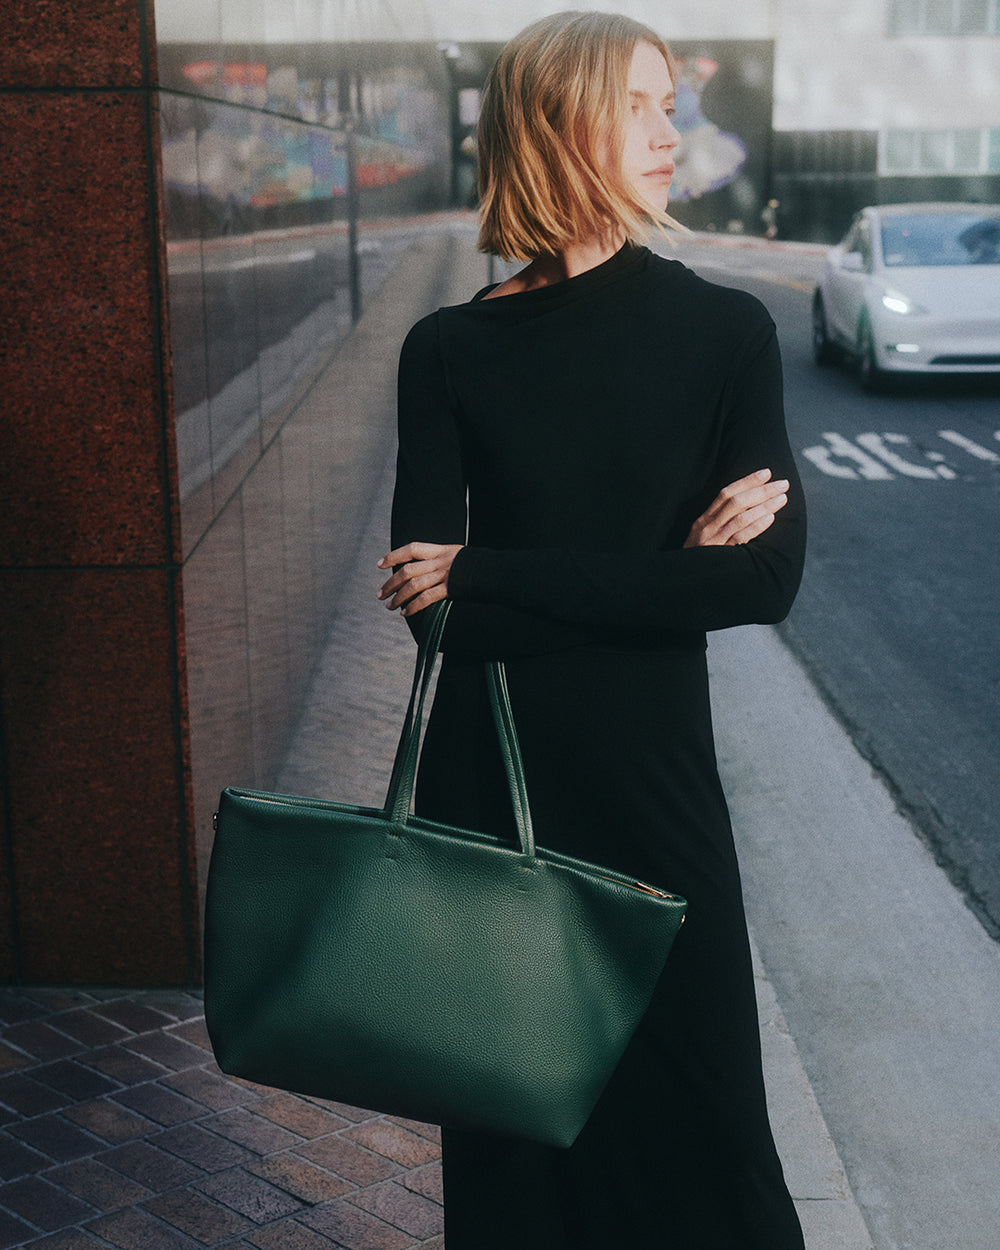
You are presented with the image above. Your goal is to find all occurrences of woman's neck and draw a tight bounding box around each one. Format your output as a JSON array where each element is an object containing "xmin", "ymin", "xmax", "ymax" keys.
[
  {"xmin": 485, "ymin": 228, "xmax": 627, "ymax": 298},
  {"xmin": 527, "ymin": 229, "xmax": 627, "ymax": 285}
]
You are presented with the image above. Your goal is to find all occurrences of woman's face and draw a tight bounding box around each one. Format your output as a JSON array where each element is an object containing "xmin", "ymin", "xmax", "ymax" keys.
[{"xmin": 617, "ymin": 41, "xmax": 680, "ymax": 211}]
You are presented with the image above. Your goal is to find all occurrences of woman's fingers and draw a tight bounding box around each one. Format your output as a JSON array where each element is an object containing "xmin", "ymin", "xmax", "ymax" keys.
[
  {"xmin": 718, "ymin": 491, "xmax": 787, "ymax": 545},
  {"xmin": 397, "ymin": 584, "xmax": 449, "ymax": 616},
  {"xmin": 726, "ymin": 506, "xmax": 778, "ymax": 546},
  {"xmin": 377, "ymin": 541, "xmax": 448, "ymax": 569},
  {"xmin": 379, "ymin": 560, "xmax": 446, "ymax": 610},
  {"xmin": 377, "ymin": 558, "xmax": 444, "ymax": 607},
  {"xmin": 706, "ymin": 478, "xmax": 788, "ymax": 526},
  {"xmin": 376, "ymin": 542, "xmax": 463, "ymax": 614},
  {"xmin": 684, "ymin": 470, "xmax": 790, "ymax": 548}
]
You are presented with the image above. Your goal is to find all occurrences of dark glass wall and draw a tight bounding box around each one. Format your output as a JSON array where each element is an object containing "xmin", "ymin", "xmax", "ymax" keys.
[
  {"xmin": 773, "ymin": 130, "xmax": 1000, "ymax": 243},
  {"xmin": 773, "ymin": 131, "xmax": 881, "ymax": 244},
  {"xmin": 154, "ymin": 17, "xmax": 451, "ymax": 911}
]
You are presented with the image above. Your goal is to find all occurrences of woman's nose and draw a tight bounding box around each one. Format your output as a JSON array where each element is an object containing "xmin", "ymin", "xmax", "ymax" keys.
[{"xmin": 652, "ymin": 115, "xmax": 680, "ymax": 150}]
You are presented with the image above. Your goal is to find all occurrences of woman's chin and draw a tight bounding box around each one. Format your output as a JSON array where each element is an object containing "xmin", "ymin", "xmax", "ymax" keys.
[{"xmin": 639, "ymin": 190, "xmax": 672, "ymax": 216}]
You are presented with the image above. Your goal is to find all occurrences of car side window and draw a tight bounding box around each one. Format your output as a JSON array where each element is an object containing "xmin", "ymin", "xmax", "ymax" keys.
[
  {"xmin": 854, "ymin": 219, "xmax": 873, "ymax": 271},
  {"xmin": 843, "ymin": 219, "xmax": 862, "ymax": 252},
  {"xmin": 842, "ymin": 217, "xmax": 872, "ymax": 272}
]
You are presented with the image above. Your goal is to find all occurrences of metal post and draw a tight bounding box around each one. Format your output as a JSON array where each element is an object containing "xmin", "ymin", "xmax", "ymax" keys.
[{"xmin": 346, "ymin": 118, "xmax": 362, "ymax": 324}]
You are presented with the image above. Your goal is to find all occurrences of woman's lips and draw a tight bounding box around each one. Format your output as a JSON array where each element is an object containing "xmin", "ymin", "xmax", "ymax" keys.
[{"xmin": 645, "ymin": 165, "xmax": 674, "ymax": 182}]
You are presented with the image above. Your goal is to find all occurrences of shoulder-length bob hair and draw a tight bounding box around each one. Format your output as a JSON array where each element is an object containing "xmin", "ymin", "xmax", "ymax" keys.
[{"xmin": 477, "ymin": 10, "xmax": 681, "ymax": 261}]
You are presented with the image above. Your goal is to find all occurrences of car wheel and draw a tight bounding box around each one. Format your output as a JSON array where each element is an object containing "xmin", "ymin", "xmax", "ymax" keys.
[
  {"xmin": 856, "ymin": 317, "xmax": 883, "ymax": 393},
  {"xmin": 812, "ymin": 292, "xmax": 838, "ymax": 365}
]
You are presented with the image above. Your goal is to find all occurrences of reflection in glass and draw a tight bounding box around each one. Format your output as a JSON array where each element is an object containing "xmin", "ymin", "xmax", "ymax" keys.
[
  {"xmin": 881, "ymin": 211, "xmax": 1000, "ymax": 266},
  {"xmin": 159, "ymin": 40, "xmax": 450, "ymax": 522},
  {"xmin": 155, "ymin": 7, "xmax": 452, "ymax": 862}
]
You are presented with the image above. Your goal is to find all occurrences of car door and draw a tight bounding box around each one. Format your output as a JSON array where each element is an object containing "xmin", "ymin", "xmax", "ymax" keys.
[{"xmin": 825, "ymin": 215, "xmax": 873, "ymax": 348}]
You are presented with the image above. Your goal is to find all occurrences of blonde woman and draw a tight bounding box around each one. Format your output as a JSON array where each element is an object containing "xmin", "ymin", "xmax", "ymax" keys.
[{"xmin": 379, "ymin": 11, "xmax": 806, "ymax": 1248}]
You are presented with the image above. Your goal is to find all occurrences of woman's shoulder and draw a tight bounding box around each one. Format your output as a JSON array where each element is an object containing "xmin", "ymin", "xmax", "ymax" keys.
[
  {"xmin": 401, "ymin": 307, "xmax": 444, "ymax": 355},
  {"xmin": 645, "ymin": 251, "xmax": 775, "ymax": 340},
  {"xmin": 645, "ymin": 250, "xmax": 772, "ymax": 321},
  {"xmin": 402, "ymin": 245, "xmax": 773, "ymax": 355}
]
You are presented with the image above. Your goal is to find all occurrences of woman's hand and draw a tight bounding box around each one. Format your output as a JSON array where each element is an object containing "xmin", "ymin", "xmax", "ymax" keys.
[
  {"xmin": 683, "ymin": 469, "xmax": 789, "ymax": 549},
  {"xmin": 377, "ymin": 542, "xmax": 463, "ymax": 616}
]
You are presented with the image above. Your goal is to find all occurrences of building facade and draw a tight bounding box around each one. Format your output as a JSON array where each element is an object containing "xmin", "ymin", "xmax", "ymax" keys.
[
  {"xmin": 424, "ymin": 0, "xmax": 1000, "ymax": 239},
  {"xmin": 771, "ymin": 0, "xmax": 1000, "ymax": 239}
]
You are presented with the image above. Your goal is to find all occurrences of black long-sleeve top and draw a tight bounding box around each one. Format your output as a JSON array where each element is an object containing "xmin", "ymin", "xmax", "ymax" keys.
[{"xmin": 391, "ymin": 243, "xmax": 805, "ymax": 657}]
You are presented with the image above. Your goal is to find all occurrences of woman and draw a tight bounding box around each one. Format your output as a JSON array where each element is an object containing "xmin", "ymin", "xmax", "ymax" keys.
[{"xmin": 378, "ymin": 11, "xmax": 806, "ymax": 1248}]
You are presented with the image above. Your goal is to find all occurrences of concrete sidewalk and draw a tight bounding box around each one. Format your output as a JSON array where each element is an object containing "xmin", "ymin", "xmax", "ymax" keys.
[{"xmin": 0, "ymin": 227, "xmax": 873, "ymax": 1248}]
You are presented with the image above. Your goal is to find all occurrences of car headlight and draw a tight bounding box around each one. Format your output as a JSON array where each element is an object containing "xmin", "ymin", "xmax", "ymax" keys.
[{"xmin": 881, "ymin": 289, "xmax": 926, "ymax": 316}]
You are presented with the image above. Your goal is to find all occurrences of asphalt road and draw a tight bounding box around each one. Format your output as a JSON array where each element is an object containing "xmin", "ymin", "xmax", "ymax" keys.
[{"xmin": 662, "ymin": 234, "xmax": 1000, "ymax": 940}]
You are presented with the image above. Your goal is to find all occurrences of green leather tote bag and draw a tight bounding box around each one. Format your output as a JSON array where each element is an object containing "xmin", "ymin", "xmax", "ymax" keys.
[{"xmin": 204, "ymin": 601, "xmax": 687, "ymax": 1148}]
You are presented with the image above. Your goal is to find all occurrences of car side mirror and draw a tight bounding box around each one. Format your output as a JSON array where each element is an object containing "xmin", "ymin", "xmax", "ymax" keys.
[{"xmin": 841, "ymin": 251, "xmax": 865, "ymax": 272}]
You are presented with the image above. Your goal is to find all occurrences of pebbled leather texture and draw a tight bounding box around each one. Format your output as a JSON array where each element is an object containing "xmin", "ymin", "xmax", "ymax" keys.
[{"xmin": 204, "ymin": 602, "xmax": 687, "ymax": 1148}]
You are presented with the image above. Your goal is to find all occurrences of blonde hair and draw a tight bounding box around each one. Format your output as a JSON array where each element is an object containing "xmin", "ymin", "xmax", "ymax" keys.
[{"xmin": 477, "ymin": 10, "xmax": 683, "ymax": 261}]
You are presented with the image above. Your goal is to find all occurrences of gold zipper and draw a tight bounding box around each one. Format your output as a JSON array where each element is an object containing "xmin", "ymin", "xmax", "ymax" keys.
[{"xmin": 598, "ymin": 874, "xmax": 678, "ymax": 900}]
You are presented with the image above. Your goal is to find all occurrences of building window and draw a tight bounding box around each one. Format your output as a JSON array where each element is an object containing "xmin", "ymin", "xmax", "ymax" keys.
[
  {"xmin": 888, "ymin": 0, "xmax": 1000, "ymax": 33},
  {"xmin": 952, "ymin": 129, "xmax": 984, "ymax": 169},
  {"xmin": 880, "ymin": 127, "xmax": 999, "ymax": 173}
]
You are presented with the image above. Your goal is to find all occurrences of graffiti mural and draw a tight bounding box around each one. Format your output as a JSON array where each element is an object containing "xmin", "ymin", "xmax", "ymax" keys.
[
  {"xmin": 670, "ymin": 56, "xmax": 748, "ymax": 201},
  {"xmin": 669, "ymin": 41, "xmax": 775, "ymax": 234},
  {"xmin": 157, "ymin": 42, "xmax": 451, "ymax": 236}
]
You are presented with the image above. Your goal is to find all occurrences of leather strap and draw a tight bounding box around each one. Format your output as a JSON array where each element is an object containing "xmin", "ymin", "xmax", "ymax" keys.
[
  {"xmin": 384, "ymin": 601, "xmax": 535, "ymax": 857},
  {"xmin": 385, "ymin": 600, "xmax": 451, "ymax": 820},
  {"xmin": 484, "ymin": 660, "xmax": 535, "ymax": 857}
]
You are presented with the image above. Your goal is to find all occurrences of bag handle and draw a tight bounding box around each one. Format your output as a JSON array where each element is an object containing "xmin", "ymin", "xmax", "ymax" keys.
[
  {"xmin": 384, "ymin": 601, "xmax": 536, "ymax": 858},
  {"xmin": 383, "ymin": 599, "xmax": 451, "ymax": 818}
]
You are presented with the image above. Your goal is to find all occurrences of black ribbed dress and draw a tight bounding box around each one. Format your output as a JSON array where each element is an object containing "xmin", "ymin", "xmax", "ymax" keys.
[{"xmin": 390, "ymin": 242, "xmax": 807, "ymax": 1249}]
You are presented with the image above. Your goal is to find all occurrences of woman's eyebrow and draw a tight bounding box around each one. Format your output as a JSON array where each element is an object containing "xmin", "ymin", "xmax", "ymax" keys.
[{"xmin": 629, "ymin": 88, "xmax": 677, "ymax": 105}]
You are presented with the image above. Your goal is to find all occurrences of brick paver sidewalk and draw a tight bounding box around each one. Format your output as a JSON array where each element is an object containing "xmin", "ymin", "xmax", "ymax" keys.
[{"xmin": 0, "ymin": 986, "xmax": 443, "ymax": 1249}]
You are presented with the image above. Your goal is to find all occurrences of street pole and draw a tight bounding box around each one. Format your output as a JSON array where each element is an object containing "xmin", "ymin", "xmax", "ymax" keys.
[{"xmin": 346, "ymin": 117, "xmax": 362, "ymax": 324}]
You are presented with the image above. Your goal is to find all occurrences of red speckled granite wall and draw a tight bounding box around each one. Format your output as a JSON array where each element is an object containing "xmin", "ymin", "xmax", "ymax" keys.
[{"xmin": 0, "ymin": 0, "xmax": 199, "ymax": 983}]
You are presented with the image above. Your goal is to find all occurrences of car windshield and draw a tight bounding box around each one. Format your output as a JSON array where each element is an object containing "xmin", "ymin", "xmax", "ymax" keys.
[{"xmin": 880, "ymin": 214, "xmax": 1000, "ymax": 267}]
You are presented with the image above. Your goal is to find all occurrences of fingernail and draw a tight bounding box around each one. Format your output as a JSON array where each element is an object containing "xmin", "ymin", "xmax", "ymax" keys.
[{"xmin": 755, "ymin": 468, "xmax": 771, "ymax": 480}]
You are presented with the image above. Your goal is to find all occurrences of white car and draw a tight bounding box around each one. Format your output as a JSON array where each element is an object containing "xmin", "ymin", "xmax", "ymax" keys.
[{"xmin": 812, "ymin": 202, "xmax": 1000, "ymax": 389}]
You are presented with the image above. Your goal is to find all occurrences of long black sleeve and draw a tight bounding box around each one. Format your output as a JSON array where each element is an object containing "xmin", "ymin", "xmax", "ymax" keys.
[
  {"xmin": 392, "ymin": 312, "xmax": 607, "ymax": 656},
  {"xmin": 391, "ymin": 246, "xmax": 805, "ymax": 657},
  {"xmin": 448, "ymin": 321, "xmax": 804, "ymax": 634}
]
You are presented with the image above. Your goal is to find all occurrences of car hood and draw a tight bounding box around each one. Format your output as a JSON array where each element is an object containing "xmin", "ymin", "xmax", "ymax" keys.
[{"xmin": 879, "ymin": 265, "xmax": 1000, "ymax": 315}]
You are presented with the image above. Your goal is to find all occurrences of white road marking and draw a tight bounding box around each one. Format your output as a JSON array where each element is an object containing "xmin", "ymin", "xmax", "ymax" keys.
[
  {"xmin": 938, "ymin": 430, "xmax": 1000, "ymax": 463},
  {"xmin": 801, "ymin": 433, "xmax": 893, "ymax": 480},
  {"xmin": 803, "ymin": 429, "xmax": 999, "ymax": 480}
]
